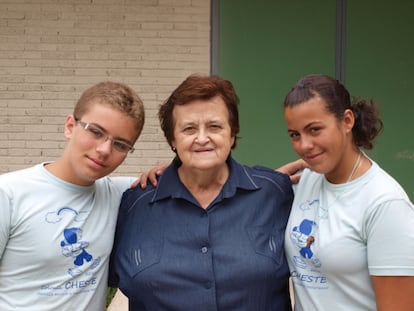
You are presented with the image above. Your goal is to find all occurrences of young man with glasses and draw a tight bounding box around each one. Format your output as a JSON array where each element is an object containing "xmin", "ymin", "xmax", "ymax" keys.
[{"xmin": 0, "ymin": 81, "xmax": 145, "ymax": 310}]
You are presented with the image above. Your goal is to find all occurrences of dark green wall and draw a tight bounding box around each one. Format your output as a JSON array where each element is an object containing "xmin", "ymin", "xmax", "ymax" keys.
[
  {"xmin": 217, "ymin": 0, "xmax": 413, "ymax": 200},
  {"xmin": 345, "ymin": 1, "xmax": 414, "ymax": 200}
]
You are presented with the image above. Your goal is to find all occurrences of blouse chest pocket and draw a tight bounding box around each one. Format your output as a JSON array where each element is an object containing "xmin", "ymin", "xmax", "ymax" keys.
[
  {"xmin": 127, "ymin": 233, "xmax": 164, "ymax": 279},
  {"xmin": 246, "ymin": 225, "xmax": 285, "ymax": 267}
]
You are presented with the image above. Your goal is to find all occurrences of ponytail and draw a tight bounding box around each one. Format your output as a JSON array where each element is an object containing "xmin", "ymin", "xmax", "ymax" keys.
[{"xmin": 351, "ymin": 98, "xmax": 383, "ymax": 150}]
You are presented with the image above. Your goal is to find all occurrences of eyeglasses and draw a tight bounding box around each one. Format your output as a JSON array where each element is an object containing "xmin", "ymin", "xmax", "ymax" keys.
[{"xmin": 75, "ymin": 119, "xmax": 135, "ymax": 154}]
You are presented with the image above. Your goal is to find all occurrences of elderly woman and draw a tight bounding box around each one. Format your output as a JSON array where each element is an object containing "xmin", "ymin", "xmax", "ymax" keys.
[{"xmin": 109, "ymin": 74, "xmax": 294, "ymax": 310}]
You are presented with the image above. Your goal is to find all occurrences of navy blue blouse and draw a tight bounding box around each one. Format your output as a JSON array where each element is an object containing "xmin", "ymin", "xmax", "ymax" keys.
[{"xmin": 109, "ymin": 157, "xmax": 293, "ymax": 311}]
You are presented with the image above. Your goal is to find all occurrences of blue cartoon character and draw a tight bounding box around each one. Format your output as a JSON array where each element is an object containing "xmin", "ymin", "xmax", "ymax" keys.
[
  {"xmin": 60, "ymin": 227, "xmax": 93, "ymax": 275},
  {"xmin": 290, "ymin": 219, "xmax": 321, "ymax": 268}
]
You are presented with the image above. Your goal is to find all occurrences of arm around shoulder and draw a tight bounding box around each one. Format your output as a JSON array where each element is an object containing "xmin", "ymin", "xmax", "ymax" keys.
[{"xmin": 275, "ymin": 158, "xmax": 308, "ymax": 184}]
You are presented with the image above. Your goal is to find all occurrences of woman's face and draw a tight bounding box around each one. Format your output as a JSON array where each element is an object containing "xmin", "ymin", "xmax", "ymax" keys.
[
  {"xmin": 172, "ymin": 96, "xmax": 235, "ymax": 172},
  {"xmin": 284, "ymin": 96, "xmax": 354, "ymax": 181}
]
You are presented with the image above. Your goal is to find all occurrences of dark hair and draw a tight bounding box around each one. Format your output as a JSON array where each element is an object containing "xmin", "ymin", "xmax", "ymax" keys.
[
  {"xmin": 283, "ymin": 74, "xmax": 383, "ymax": 149},
  {"xmin": 159, "ymin": 74, "xmax": 240, "ymax": 149}
]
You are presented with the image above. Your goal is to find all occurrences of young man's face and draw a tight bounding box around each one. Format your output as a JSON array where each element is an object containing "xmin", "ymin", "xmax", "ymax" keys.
[{"xmin": 63, "ymin": 102, "xmax": 139, "ymax": 185}]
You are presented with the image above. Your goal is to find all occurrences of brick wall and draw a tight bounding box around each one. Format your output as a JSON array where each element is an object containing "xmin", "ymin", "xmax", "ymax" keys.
[{"xmin": 0, "ymin": 0, "xmax": 210, "ymax": 176}]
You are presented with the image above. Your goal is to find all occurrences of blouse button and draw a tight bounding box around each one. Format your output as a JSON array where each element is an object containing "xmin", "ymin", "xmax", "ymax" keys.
[{"xmin": 201, "ymin": 246, "xmax": 208, "ymax": 253}]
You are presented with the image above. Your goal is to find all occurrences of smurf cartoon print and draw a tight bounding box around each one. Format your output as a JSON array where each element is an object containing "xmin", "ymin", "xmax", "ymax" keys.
[
  {"xmin": 45, "ymin": 206, "xmax": 101, "ymax": 276},
  {"xmin": 290, "ymin": 218, "xmax": 321, "ymax": 269},
  {"xmin": 60, "ymin": 227, "xmax": 93, "ymax": 276}
]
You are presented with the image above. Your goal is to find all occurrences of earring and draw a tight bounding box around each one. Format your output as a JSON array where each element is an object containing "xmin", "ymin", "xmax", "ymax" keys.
[{"xmin": 171, "ymin": 146, "xmax": 177, "ymax": 152}]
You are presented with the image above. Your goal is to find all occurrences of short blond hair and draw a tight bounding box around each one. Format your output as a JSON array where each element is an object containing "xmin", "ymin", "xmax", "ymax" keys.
[{"xmin": 74, "ymin": 81, "xmax": 145, "ymax": 137}]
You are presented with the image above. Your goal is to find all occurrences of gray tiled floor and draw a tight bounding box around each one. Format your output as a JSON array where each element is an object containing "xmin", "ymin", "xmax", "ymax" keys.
[
  {"xmin": 107, "ymin": 279, "xmax": 295, "ymax": 310},
  {"xmin": 107, "ymin": 290, "xmax": 127, "ymax": 311}
]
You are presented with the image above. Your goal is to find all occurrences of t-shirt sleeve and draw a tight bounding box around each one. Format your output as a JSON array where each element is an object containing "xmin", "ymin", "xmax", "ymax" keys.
[
  {"xmin": 366, "ymin": 198, "xmax": 414, "ymax": 275},
  {"xmin": 0, "ymin": 189, "xmax": 12, "ymax": 259},
  {"xmin": 110, "ymin": 176, "xmax": 137, "ymax": 193}
]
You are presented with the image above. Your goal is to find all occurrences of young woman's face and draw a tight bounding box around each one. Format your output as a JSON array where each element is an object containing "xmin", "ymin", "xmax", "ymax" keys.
[
  {"xmin": 172, "ymin": 96, "xmax": 235, "ymax": 172},
  {"xmin": 284, "ymin": 96, "xmax": 354, "ymax": 181}
]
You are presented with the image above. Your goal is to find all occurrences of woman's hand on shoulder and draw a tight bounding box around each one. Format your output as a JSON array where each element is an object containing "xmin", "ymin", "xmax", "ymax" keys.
[
  {"xmin": 275, "ymin": 159, "xmax": 308, "ymax": 184},
  {"xmin": 131, "ymin": 162, "xmax": 171, "ymax": 189}
]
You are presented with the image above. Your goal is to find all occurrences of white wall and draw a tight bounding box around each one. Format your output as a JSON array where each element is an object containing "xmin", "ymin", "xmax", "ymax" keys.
[{"xmin": 0, "ymin": 0, "xmax": 211, "ymax": 175}]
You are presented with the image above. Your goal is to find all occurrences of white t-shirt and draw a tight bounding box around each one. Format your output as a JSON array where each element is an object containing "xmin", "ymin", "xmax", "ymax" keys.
[
  {"xmin": 0, "ymin": 163, "xmax": 134, "ymax": 311},
  {"xmin": 285, "ymin": 160, "xmax": 414, "ymax": 311}
]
